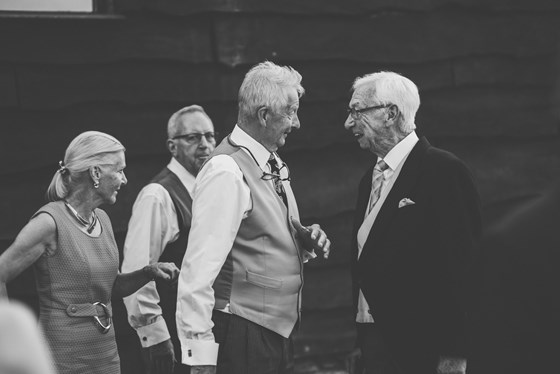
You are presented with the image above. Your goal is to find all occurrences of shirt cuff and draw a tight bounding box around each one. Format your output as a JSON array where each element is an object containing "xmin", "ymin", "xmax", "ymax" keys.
[
  {"xmin": 180, "ymin": 339, "xmax": 219, "ymax": 366},
  {"xmin": 136, "ymin": 317, "xmax": 171, "ymax": 348}
]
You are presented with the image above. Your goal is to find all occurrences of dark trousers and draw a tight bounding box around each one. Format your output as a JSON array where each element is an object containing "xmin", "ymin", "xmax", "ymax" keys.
[
  {"xmin": 172, "ymin": 362, "xmax": 190, "ymax": 374},
  {"xmin": 212, "ymin": 310, "xmax": 294, "ymax": 374},
  {"xmin": 142, "ymin": 351, "xmax": 190, "ymax": 374},
  {"xmin": 356, "ymin": 323, "xmax": 403, "ymax": 374},
  {"xmin": 168, "ymin": 319, "xmax": 190, "ymax": 374}
]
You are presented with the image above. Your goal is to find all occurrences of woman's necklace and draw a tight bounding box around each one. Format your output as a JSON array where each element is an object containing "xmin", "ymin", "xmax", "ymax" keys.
[{"xmin": 64, "ymin": 202, "xmax": 97, "ymax": 234}]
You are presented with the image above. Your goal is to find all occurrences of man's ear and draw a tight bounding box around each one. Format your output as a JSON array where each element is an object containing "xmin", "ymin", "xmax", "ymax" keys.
[
  {"xmin": 386, "ymin": 104, "xmax": 399, "ymax": 123},
  {"xmin": 257, "ymin": 106, "xmax": 268, "ymax": 127},
  {"xmin": 166, "ymin": 139, "xmax": 177, "ymax": 156}
]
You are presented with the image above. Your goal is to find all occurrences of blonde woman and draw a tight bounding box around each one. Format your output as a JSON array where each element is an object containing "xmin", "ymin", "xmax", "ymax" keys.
[{"xmin": 0, "ymin": 131, "xmax": 179, "ymax": 374}]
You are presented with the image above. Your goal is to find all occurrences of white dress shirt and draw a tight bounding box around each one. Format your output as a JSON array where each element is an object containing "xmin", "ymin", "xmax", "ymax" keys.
[
  {"xmin": 356, "ymin": 131, "xmax": 419, "ymax": 323},
  {"xmin": 122, "ymin": 157, "xmax": 195, "ymax": 347},
  {"xmin": 176, "ymin": 125, "xmax": 299, "ymax": 366}
]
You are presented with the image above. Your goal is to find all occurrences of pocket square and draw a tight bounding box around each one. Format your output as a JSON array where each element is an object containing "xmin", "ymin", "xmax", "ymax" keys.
[{"xmin": 398, "ymin": 197, "xmax": 415, "ymax": 208}]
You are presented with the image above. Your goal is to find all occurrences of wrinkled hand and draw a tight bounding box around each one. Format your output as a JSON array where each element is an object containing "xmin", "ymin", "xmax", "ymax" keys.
[
  {"xmin": 291, "ymin": 217, "xmax": 331, "ymax": 259},
  {"xmin": 437, "ymin": 356, "xmax": 466, "ymax": 374},
  {"xmin": 190, "ymin": 365, "xmax": 216, "ymax": 374},
  {"xmin": 141, "ymin": 339, "xmax": 175, "ymax": 374},
  {"xmin": 146, "ymin": 262, "xmax": 180, "ymax": 282}
]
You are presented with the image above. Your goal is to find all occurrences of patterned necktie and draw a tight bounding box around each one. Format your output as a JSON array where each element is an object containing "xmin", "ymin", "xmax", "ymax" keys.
[
  {"xmin": 367, "ymin": 159, "xmax": 389, "ymax": 215},
  {"xmin": 268, "ymin": 154, "xmax": 288, "ymax": 207}
]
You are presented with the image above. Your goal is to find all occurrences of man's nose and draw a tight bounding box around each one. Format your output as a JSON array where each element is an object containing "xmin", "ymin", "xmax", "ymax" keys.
[
  {"xmin": 344, "ymin": 115, "xmax": 354, "ymax": 130},
  {"xmin": 198, "ymin": 136, "xmax": 210, "ymax": 148},
  {"xmin": 291, "ymin": 114, "xmax": 300, "ymax": 129}
]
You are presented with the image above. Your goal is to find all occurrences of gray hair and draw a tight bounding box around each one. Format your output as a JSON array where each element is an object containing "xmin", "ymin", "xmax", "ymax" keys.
[
  {"xmin": 353, "ymin": 71, "xmax": 420, "ymax": 133},
  {"xmin": 167, "ymin": 105, "xmax": 211, "ymax": 138},
  {"xmin": 46, "ymin": 131, "xmax": 125, "ymax": 202},
  {"xmin": 238, "ymin": 61, "xmax": 304, "ymax": 123}
]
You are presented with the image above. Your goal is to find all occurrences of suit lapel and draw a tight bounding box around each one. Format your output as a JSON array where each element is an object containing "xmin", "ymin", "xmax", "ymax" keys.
[
  {"xmin": 351, "ymin": 165, "xmax": 375, "ymax": 261},
  {"xmin": 360, "ymin": 137, "xmax": 431, "ymax": 261},
  {"xmin": 355, "ymin": 167, "xmax": 374, "ymax": 226}
]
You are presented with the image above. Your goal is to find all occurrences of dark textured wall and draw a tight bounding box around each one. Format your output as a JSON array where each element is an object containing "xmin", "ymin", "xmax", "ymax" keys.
[{"xmin": 1, "ymin": 0, "xmax": 559, "ymax": 367}]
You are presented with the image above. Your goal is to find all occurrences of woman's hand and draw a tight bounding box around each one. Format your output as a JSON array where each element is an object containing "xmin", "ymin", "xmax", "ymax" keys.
[
  {"xmin": 143, "ymin": 263, "xmax": 180, "ymax": 282},
  {"xmin": 115, "ymin": 263, "xmax": 180, "ymax": 298}
]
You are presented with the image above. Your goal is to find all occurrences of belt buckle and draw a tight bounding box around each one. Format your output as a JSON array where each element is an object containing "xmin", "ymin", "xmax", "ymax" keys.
[{"xmin": 92, "ymin": 302, "xmax": 112, "ymax": 334}]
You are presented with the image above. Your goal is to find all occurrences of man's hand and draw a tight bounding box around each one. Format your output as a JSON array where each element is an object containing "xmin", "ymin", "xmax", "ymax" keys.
[
  {"xmin": 190, "ymin": 365, "xmax": 216, "ymax": 374},
  {"xmin": 437, "ymin": 356, "xmax": 466, "ymax": 374},
  {"xmin": 141, "ymin": 339, "xmax": 175, "ymax": 374},
  {"xmin": 291, "ymin": 217, "xmax": 331, "ymax": 259}
]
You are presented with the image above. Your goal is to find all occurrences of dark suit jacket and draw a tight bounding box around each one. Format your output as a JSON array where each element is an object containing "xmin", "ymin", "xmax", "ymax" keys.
[
  {"xmin": 351, "ymin": 136, "xmax": 482, "ymax": 373},
  {"xmin": 467, "ymin": 184, "xmax": 560, "ymax": 374}
]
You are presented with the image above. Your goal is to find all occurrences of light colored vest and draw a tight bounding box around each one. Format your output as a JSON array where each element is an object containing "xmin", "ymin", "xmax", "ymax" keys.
[{"xmin": 212, "ymin": 138, "xmax": 306, "ymax": 338}]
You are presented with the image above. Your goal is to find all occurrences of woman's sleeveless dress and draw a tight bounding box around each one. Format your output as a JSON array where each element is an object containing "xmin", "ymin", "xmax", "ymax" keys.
[{"xmin": 32, "ymin": 201, "xmax": 120, "ymax": 374}]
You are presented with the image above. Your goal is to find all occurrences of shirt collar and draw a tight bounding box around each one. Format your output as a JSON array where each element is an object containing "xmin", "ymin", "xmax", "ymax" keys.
[
  {"xmin": 167, "ymin": 157, "xmax": 196, "ymax": 195},
  {"xmin": 381, "ymin": 131, "xmax": 419, "ymax": 171},
  {"xmin": 230, "ymin": 125, "xmax": 271, "ymax": 170}
]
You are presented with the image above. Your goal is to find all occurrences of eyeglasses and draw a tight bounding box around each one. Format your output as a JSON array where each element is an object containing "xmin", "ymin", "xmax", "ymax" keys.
[
  {"xmin": 347, "ymin": 104, "xmax": 391, "ymax": 120},
  {"xmin": 172, "ymin": 132, "xmax": 218, "ymax": 144},
  {"xmin": 261, "ymin": 163, "xmax": 291, "ymax": 182}
]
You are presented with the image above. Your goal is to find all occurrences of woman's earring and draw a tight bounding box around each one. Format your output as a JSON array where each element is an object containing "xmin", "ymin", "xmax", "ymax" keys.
[{"xmin": 93, "ymin": 181, "xmax": 99, "ymax": 189}]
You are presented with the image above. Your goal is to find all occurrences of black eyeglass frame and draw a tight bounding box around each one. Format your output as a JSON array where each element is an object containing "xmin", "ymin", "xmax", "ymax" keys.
[
  {"xmin": 171, "ymin": 131, "xmax": 219, "ymax": 144},
  {"xmin": 347, "ymin": 104, "xmax": 391, "ymax": 119}
]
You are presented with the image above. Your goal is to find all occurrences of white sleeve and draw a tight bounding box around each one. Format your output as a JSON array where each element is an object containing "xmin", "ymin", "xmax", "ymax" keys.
[
  {"xmin": 176, "ymin": 155, "xmax": 250, "ymax": 366},
  {"xmin": 121, "ymin": 184, "xmax": 180, "ymax": 347}
]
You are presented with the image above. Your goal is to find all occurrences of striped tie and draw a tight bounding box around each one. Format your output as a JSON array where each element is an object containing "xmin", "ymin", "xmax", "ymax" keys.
[
  {"xmin": 367, "ymin": 159, "xmax": 389, "ymax": 215},
  {"xmin": 268, "ymin": 154, "xmax": 288, "ymax": 207}
]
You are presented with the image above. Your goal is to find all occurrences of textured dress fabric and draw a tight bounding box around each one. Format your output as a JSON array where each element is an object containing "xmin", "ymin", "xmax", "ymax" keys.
[{"xmin": 32, "ymin": 201, "xmax": 121, "ymax": 374}]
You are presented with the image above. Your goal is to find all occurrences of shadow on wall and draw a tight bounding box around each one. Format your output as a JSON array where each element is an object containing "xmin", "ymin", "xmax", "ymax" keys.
[{"xmin": 468, "ymin": 180, "xmax": 560, "ymax": 374}]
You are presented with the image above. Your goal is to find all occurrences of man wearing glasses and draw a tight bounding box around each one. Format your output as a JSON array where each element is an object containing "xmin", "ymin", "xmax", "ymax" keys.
[
  {"xmin": 176, "ymin": 61, "xmax": 331, "ymax": 374},
  {"xmin": 122, "ymin": 105, "xmax": 217, "ymax": 374},
  {"xmin": 345, "ymin": 72, "xmax": 481, "ymax": 374}
]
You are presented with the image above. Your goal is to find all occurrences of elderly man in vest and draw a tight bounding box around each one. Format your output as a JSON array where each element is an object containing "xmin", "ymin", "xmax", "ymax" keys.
[
  {"xmin": 176, "ymin": 61, "xmax": 331, "ymax": 374},
  {"xmin": 122, "ymin": 105, "xmax": 217, "ymax": 374}
]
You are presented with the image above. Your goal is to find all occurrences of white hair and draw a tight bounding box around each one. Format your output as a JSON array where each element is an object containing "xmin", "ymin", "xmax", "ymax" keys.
[
  {"xmin": 238, "ymin": 61, "xmax": 304, "ymax": 123},
  {"xmin": 353, "ymin": 71, "xmax": 420, "ymax": 133},
  {"xmin": 46, "ymin": 131, "xmax": 125, "ymax": 201},
  {"xmin": 167, "ymin": 104, "xmax": 211, "ymax": 138}
]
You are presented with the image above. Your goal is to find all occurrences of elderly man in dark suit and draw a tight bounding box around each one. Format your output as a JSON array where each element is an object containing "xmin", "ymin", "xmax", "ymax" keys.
[{"xmin": 344, "ymin": 71, "xmax": 482, "ymax": 374}]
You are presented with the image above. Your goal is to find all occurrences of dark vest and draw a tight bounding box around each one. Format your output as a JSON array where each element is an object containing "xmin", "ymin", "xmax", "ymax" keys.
[{"xmin": 150, "ymin": 167, "xmax": 192, "ymax": 358}]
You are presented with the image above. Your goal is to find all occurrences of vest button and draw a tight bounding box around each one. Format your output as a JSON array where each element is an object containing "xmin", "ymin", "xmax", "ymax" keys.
[{"xmin": 70, "ymin": 306, "xmax": 77, "ymax": 313}]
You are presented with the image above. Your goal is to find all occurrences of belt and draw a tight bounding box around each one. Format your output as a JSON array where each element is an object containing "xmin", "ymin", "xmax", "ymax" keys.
[{"xmin": 65, "ymin": 302, "xmax": 112, "ymax": 334}]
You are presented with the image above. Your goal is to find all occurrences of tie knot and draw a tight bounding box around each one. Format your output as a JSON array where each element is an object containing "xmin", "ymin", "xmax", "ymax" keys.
[
  {"xmin": 268, "ymin": 154, "xmax": 280, "ymax": 172},
  {"xmin": 268, "ymin": 153, "xmax": 276, "ymax": 163},
  {"xmin": 375, "ymin": 159, "xmax": 389, "ymax": 173}
]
